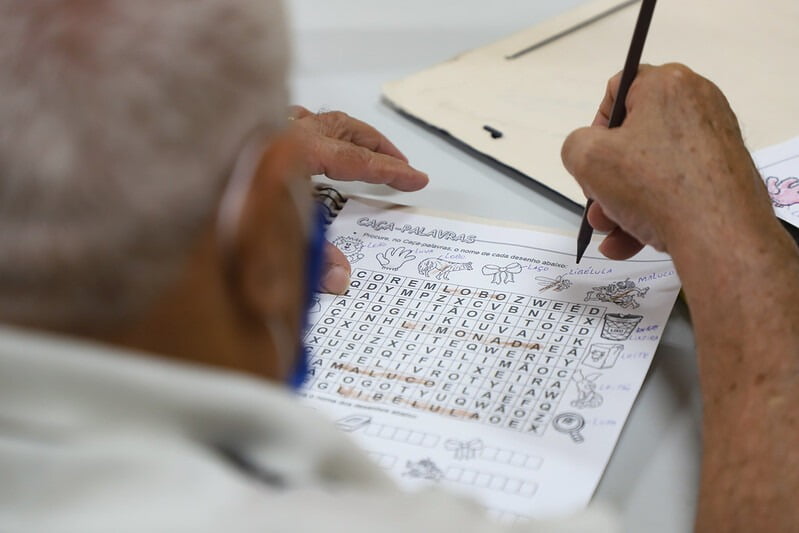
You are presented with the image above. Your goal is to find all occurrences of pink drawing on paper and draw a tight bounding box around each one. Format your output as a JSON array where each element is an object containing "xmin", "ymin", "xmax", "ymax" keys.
[{"xmin": 765, "ymin": 176, "xmax": 799, "ymax": 207}]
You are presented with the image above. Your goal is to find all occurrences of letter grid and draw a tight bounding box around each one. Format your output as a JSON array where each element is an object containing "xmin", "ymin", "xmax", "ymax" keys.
[{"xmin": 304, "ymin": 269, "xmax": 605, "ymax": 435}]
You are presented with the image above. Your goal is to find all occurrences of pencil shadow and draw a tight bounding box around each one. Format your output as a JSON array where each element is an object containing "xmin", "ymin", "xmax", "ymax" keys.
[{"xmin": 383, "ymin": 100, "xmax": 584, "ymax": 216}]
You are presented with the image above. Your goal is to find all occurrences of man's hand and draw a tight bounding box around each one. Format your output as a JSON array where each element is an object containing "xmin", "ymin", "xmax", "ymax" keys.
[
  {"xmin": 562, "ymin": 64, "xmax": 799, "ymax": 533},
  {"xmin": 561, "ymin": 63, "xmax": 775, "ymax": 261},
  {"xmin": 288, "ymin": 106, "xmax": 428, "ymax": 293}
]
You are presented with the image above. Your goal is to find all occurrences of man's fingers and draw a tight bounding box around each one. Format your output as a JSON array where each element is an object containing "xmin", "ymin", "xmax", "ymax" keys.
[
  {"xmin": 562, "ymin": 126, "xmax": 595, "ymax": 179},
  {"xmin": 598, "ymin": 227, "xmax": 645, "ymax": 260},
  {"xmin": 319, "ymin": 241, "xmax": 351, "ymax": 295},
  {"xmin": 587, "ymin": 202, "xmax": 617, "ymax": 233},
  {"xmin": 593, "ymin": 65, "xmax": 657, "ymax": 127},
  {"xmin": 288, "ymin": 105, "xmax": 313, "ymax": 119},
  {"xmin": 308, "ymin": 137, "xmax": 429, "ymax": 191},
  {"xmin": 312, "ymin": 111, "xmax": 410, "ymax": 163},
  {"xmin": 288, "ymin": 108, "xmax": 430, "ymax": 191},
  {"xmin": 562, "ymin": 126, "xmax": 623, "ymax": 197},
  {"xmin": 591, "ymin": 71, "xmax": 622, "ymax": 127}
]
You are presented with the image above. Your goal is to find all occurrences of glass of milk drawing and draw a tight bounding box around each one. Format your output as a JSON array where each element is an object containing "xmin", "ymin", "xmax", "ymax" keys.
[{"xmin": 583, "ymin": 343, "xmax": 624, "ymax": 369}]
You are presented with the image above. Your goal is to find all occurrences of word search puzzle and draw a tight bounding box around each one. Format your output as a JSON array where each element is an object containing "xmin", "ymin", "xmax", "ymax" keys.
[{"xmin": 299, "ymin": 196, "xmax": 681, "ymax": 519}]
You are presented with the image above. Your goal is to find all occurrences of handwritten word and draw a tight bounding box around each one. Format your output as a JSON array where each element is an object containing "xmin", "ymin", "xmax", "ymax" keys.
[{"xmin": 568, "ymin": 266, "xmax": 613, "ymax": 276}]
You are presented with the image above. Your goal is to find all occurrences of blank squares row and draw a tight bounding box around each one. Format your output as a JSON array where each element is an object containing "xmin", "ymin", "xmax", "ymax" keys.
[
  {"xmin": 481, "ymin": 447, "xmax": 543, "ymax": 470},
  {"xmin": 367, "ymin": 451, "xmax": 398, "ymax": 469},
  {"xmin": 445, "ymin": 467, "xmax": 537, "ymax": 497},
  {"xmin": 363, "ymin": 423, "xmax": 440, "ymax": 447}
]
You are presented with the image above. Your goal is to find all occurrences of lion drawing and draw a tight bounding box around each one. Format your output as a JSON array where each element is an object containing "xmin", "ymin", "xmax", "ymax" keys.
[{"xmin": 332, "ymin": 235, "xmax": 364, "ymax": 264}]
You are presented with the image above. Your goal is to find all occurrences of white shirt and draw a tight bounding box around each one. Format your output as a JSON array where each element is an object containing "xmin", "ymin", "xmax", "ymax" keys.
[{"xmin": 0, "ymin": 325, "xmax": 617, "ymax": 533}]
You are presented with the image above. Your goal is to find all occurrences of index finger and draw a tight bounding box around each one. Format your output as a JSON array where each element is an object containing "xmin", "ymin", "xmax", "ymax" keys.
[
  {"xmin": 312, "ymin": 111, "xmax": 410, "ymax": 163},
  {"xmin": 592, "ymin": 65, "xmax": 656, "ymax": 128},
  {"xmin": 591, "ymin": 72, "xmax": 622, "ymax": 127},
  {"xmin": 587, "ymin": 202, "xmax": 618, "ymax": 233},
  {"xmin": 304, "ymin": 136, "xmax": 428, "ymax": 192}
]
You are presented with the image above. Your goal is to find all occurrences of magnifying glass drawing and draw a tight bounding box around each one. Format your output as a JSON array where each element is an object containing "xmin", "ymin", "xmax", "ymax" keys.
[{"xmin": 553, "ymin": 412, "xmax": 586, "ymax": 443}]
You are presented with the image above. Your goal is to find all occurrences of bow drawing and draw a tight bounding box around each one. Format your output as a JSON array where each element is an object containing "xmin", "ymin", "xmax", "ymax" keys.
[
  {"xmin": 445, "ymin": 438, "xmax": 485, "ymax": 460},
  {"xmin": 481, "ymin": 262, "xmax": 523, "ymax": 284}
]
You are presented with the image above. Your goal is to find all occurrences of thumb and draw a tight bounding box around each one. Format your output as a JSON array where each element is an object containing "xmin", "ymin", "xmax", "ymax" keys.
[
  {"xmin": 562, "ymin": 126, "xmax": 625, "ymax": 200},
  {"xmin": 320, "ymin": 241, "xmax": 351, "ymax": 294}
]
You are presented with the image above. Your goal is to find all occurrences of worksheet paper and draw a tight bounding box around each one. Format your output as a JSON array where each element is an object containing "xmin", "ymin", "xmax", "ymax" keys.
[
  {"xmin": 299, "ymin": 198, "xmax": 681, "ymax": 519},
  {"xmin": 753, "ymin": 135, "xmax": 799, "ymax": 230}
]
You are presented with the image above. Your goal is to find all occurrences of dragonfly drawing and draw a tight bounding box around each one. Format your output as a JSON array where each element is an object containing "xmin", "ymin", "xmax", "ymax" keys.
[{"xmin": 535, "ymin": 274, "xmax": 573, "ymax": 293}]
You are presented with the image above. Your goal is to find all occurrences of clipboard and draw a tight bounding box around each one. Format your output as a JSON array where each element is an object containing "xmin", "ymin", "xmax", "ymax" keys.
[{"xmin": 383, "ymin": 0, "xmax": 799, "ymax": 206}]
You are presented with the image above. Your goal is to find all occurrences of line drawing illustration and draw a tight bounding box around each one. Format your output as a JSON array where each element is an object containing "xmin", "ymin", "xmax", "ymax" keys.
[
  {"xmin": 600, "ymin": 313, "xmax": 643, "ymax": 341},
  {"xmin": 583, "ymin": 343, "xmax": 624, "ymax": 369},
  {"xmin": 332, "ymin": 235, "xmax": 365, "ymax": 264},
  {"xmin": 552, "ymin": 412, "xmax": 586, "ymax": 443},
  {"xmin": 765, "ymin": 176, "xmax": 799, "ymax": 207},
  {"xmin": 481, "ymin": 262, "xmax": 523, "ymax": 284},
  {"xmin": 403, "ymin": 458, "xmax": 444, "ymax": 482},
  {"xmin": 418, "ymin": 257, "xmax": 473, "ymax": 280},
  {"xmin": 585, "ymin": 279, "xmax": 649, "ymax": 309},
  {"xmin": 571, "ymin": 370, "xmax": 603, "ymax": 409},
  {"xmin": 335, "ymin": 414, "xmax": 372, "ymax": 432},
  {"xmin": 376, "ymin": 246, "xmax": 417, "ymax": 271},
  {"xmin": 535, "ymin": 274, "xmax": 573, "ymax": 292},
  {"xmin": 445, "ymin": 438, "xmax": 484, "ymax": 460}
]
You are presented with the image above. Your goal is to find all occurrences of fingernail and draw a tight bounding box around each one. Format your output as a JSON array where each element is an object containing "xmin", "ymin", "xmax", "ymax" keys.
[{"xmin": 321, "ymin": 265, "xmax": 350, "ymax": 294}]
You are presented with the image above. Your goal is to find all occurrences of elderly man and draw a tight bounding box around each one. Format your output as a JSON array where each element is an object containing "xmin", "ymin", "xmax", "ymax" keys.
[{"xmin": 0, "ymin": 2, "xmax": 796, "ymax": 533}]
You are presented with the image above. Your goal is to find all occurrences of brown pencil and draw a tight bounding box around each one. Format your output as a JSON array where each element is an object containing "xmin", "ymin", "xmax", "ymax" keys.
[{"xmin": 575, "ymin": 0, "xmax": 658, "ymax": 264}]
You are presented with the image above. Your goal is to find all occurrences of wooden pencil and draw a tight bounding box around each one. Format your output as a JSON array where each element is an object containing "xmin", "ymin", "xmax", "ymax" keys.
[{"xmin": 576, "ymin": 0, "xmax": 658, "ymax": 263}]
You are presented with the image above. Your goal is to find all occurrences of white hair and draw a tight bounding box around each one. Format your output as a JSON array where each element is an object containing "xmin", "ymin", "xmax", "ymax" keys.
[{"xmin": 0, "ymin": 0, "xmax": 289, "ymax": 328}]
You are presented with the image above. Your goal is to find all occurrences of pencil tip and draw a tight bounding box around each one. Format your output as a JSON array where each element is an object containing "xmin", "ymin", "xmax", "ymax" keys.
[
  {"xmin": 575, "ymin": 239, "xmax": 589, "ymax": 264},
  {"xmin": 576, "ymin": 201, "xmax": 593, "ymax": 265},
  {"xmin": 575, "ymin": 236, "xmax": 591, "ymax": 265}
]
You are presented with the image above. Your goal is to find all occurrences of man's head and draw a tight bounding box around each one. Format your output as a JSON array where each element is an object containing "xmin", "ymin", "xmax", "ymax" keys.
[{"xmin": 0, "ymin": 0, "xmax": 309, "ymax": 380}]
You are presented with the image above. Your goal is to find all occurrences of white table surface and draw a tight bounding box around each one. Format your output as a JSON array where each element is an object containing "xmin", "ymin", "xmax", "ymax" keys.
[{"xmin": 286, "ymin": 1, "xmax": 702, "ymax": 530}]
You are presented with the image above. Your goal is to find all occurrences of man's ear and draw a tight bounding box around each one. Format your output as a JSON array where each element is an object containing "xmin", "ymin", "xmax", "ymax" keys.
[{"xmin": 224, "ymin": 135, "xmax": 308, "ymax": 342}]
